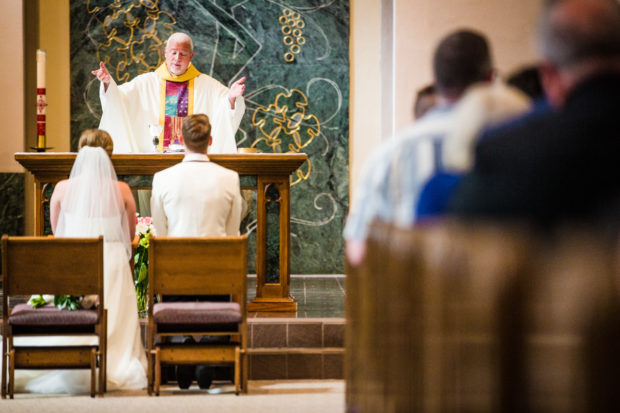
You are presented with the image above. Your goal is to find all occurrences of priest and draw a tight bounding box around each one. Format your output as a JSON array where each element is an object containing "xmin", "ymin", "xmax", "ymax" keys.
[{"xmin": 92, "ymin": 32, "xmax": 246, "ymax": 154}]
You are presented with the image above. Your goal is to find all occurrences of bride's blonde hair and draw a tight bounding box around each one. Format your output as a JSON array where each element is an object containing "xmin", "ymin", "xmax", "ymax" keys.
[{"xmin": 78, "ymin": 129, "xmax": 114, "ymax": 157}]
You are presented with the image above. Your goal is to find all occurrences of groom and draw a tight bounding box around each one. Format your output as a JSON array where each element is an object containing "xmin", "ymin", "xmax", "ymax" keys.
[{"xmin": 151, "ymin": 113, "xmax": 243, "ymax": 389}]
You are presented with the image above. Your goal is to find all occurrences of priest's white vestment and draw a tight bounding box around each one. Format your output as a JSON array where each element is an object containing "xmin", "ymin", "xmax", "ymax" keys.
[{"xmin": 98, "ymin": 67, "xmax": 245, "ymax": 154}]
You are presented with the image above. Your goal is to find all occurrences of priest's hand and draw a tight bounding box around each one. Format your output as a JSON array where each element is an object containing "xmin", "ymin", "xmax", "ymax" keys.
[
  {"xmin": 91, "ymin": 62, "xmax": 111, "ymax": 92},
  {"xmin": 228, "ymin": 76, "xmax": 246, "ymax": 109}
]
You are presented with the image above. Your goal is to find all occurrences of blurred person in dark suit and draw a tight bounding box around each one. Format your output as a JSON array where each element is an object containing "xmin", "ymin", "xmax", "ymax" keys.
[
  {"xmin": 506, "ymin": 65, "xmax": 545, "ymax": 101},
  {"xmin": 449, "ymin": 0, "xmax": 620, "ymax": 228}
]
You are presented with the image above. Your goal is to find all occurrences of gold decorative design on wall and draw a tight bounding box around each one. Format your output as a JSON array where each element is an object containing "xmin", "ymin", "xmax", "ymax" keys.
[
  {"xmin": 279, "ymin": 8, "xmax": 305, "ymax": 63},
  {"xmin": 251, "ymin": 89, "xmax": 319, "ymax": 186},
  {"xmin": 87, "ymin": 0, "xmax": 176, "ymax": 82}
]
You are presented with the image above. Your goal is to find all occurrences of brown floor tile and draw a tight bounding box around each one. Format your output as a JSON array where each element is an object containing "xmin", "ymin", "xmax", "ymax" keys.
[
  {"xmin": 287, "ymin": 353, "xmax": 323, "ymax": 379},
  {"xmin": 288, "ymin": 322, "xmax": 322, "ymax": 347},
  {"xmin": 251, "ymin": 354, "xmax": 287, "ymax": 380},
  {"xmin": 323, "ymin": 353, "xmax": 344, "ymax": 379},
  {"xmin": 252, "ymin": 322, "xmax": 287, "ymax": 348},
  {"xmin": 323, "ymin": 322, "xmax": 345, "ymax": 347}
]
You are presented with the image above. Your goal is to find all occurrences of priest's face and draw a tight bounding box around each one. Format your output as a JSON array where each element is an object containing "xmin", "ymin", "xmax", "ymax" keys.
[{"xmin": 164, "ymin": 39, "xmax": 194, "ymax": 76}]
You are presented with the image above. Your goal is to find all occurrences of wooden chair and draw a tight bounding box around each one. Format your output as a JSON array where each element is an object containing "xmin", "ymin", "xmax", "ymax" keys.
[
  {"xmin": 147, "ymin": 235, "xmax": 248, "ymax": 395},
  {"xmin": 1, "ymin": 235, "xmax": 107, "ymax": 398}
]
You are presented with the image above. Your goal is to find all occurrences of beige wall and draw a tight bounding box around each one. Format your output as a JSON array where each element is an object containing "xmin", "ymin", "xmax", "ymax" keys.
[
  {"xmin": 348, "ymin": 0, "xmax": 542, "ymax": 193},
  {"xmin": 0, "ymin": 0, "xmax": 24, "ymax": 172},
  {"xmin": 393, "ymin": 0, "xmax": 541, "ymax": 131},
  {"xmin": 0, "ymin": 0, "xmax": 69, "ymax": 171},
  {"xmin": 349, "ymin": 0, "xmax": 383, "ymax": 193},
  {"xmin": 39, "ymin": 0, "xmax": 70, "ymax": 152}
]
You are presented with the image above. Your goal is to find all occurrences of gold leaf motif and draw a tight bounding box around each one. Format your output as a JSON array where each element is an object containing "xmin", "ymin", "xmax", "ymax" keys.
[
  {"xmin": 87, "ymin": 0, "xmax": 176, "ymax": 82},
  {"xmin": 251, "ymin": 89, "xmax": 320, "ymax": 186}
]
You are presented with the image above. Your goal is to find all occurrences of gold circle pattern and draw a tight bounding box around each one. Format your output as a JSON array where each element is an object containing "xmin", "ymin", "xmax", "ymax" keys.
[{"xmin": 280, "ymin": 7, "xmax": 306, "ymax": 63}]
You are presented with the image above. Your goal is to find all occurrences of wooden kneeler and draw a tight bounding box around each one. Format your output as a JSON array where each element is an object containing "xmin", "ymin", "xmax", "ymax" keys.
[
  {"xmin": 1, "ymin": 235, "xmax": 107, "ymax": 398},
  {"xmin": 147, "ymin": 236, "xmax": 248, "ymax": 395}
]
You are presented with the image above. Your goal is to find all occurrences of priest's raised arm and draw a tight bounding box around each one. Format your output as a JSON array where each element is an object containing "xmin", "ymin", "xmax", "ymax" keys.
[{"xmin": 91, "ymin": 32, "xmax": 246, "ymax": 154}]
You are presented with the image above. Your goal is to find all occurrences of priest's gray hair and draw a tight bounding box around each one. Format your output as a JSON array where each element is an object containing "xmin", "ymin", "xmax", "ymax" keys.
[{"xmin": 166, "ymin": 32, "xmax": 194, "ymax": 53}]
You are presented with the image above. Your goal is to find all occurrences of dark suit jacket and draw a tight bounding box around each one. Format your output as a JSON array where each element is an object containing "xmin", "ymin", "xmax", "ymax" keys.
[{"xmin": 448, "ymin": 74, "xmax": 620, "ymax": 227}]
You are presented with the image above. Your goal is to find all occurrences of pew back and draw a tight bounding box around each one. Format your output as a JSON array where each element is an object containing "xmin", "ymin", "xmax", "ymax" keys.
[
  {"xmin": 147, "ymin": 235, "xmax": 248, "ymax": 395},
  {"xmin": 346, "ymin": 221, "xmax": 620, "ymax": 412},
  {"xmin": 1, "ymin": 235, "xmax": 106, "ymax": 398}
]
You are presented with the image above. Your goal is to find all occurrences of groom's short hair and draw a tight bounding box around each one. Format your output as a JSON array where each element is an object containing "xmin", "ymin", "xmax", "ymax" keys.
[{"xmin": 182, "ymin": 114, "xmax": 212, "ymax": 153}]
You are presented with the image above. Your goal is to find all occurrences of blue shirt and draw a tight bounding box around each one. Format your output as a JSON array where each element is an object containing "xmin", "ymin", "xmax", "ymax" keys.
[{"xmin": 343, "ymin": 105, "xmax": 455, "ymax": 241}]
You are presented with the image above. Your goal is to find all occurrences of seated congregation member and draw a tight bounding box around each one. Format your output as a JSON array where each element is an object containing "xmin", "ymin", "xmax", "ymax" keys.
[
  {"xmin": 474, "ymin": 65, "xmax": 552, "ymax": 146},
  {"xmin": 449, "ymin": 0, "xmax": 620, "ymax": 228},
  {"xmin": 15, "ymin": 129, "xmax": 147, "ymax": 394},
  {"xmin": 416, "ymin": 81, "xmax": 531, "ymax": 219},
  {"xmin": 150, "ymin": 114, "xmax": 243, "ymax": 389},
  {"xmin": 413, "ymin": 84, "xmax": 438, "ymax": 120},
  {"xmin": 343, "ymin": 29, "xmax": 494, "ymax": 265},
  {"xmin": 506, "ymin": 65, "xmax": 545, "ymax": 102}
]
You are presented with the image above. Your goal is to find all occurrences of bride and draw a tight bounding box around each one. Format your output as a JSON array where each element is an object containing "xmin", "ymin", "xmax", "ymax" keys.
[{"xmin": 15, "ymin": 129, "xmax": 147, "ymax": 393}]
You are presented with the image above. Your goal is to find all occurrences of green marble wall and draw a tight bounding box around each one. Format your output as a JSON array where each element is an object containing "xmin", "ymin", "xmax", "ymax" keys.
[
  {"xmin": 0, "ymin": 173, "xmax": 25, "ymax": 268},
  {"xmin": 70, "ymin": 0, "xmax": 349, "ymax": 273}
]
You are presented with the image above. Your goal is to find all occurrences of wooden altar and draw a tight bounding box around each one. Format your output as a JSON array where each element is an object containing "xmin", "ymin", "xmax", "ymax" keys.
[{"xmin": 15, "ymin": 152, "xmax": 308, "ymax": 312}]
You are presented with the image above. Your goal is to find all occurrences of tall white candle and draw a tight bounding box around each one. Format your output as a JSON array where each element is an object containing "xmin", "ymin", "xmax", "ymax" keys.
[
  {"xmin": 36, "ymin": 49, "xmax": 46, "ymax": 89},
  {"xmin": 36, "ymin": 50, "xmax": 47, "ymax": 150}
]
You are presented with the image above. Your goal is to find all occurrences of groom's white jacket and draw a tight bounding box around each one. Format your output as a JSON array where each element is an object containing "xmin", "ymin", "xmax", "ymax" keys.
[{"xmin": 150, "ymin": 153, "xmax": 242, "ymax": 237}]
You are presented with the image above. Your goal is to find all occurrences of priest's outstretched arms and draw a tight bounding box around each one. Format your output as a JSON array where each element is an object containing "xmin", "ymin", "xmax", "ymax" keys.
[{"xmin": 91, "ymin": 32, "xmax": 246, "ymax": 154}]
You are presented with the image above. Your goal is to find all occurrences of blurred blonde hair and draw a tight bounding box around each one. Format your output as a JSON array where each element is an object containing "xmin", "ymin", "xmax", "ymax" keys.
[
  {"xmin": 443, "ymin": 82, "xmax": 531, "ymax": 171},
  {"xmin": 78, "ymin": 129, "xmax": 114, "ymax": 157}
]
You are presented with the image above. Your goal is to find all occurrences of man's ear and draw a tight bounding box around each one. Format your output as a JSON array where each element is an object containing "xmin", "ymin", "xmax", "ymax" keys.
[
  {"xmin": 539, "ymin": 61, "xmax": 564, "ymax": 109},
  {"xmin": 208, "ymin": 136, "xmax": 213, "ymax": 146}
]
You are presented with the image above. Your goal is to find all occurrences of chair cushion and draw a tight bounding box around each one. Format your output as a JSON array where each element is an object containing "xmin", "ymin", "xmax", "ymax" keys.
[
  {"xmin": 153, "ymin": 302, "xmax": 242, "ymax": 326},
  {"xmin": 8, "ymin": 303, "xmax": 99, "ymax": 326}
]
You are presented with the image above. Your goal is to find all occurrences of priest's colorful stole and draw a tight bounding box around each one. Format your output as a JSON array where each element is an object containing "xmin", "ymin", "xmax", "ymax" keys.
[{"xmin": 161, "ymin": 80, "xmax": 191, "ymax": 151}]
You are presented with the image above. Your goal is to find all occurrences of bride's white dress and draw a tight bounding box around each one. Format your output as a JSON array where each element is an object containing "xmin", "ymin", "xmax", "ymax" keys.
[{"xmin": 14, "ymin": 216, "xmax": 148, "ymax": 393}]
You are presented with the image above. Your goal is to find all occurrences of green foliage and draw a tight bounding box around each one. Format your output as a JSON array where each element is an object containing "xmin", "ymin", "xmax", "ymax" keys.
[
  {"xmin": 30, "ymin": 294, "xmax": 82, "ymax": 311},
  {"xmin": 29, "ymin": 295, "xmax": 47, "ymax": 309},
  {"xmin": 53, "ymin": 295, "xmax": 82, "ymax": 311},
  {"xmin": 134, "ymin": 227, "xmax": 151, "ymax": 315}
]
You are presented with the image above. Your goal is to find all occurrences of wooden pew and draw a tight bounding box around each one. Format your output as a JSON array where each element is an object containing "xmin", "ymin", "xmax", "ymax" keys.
[{"xmin": 346, "ymin": 220, "xmax": 620, "ymax": 412}]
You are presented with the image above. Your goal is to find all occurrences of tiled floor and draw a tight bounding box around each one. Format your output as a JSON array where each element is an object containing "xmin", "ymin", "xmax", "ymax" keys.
[{"xmin": 247, "ymin": 274, "xmax": 345, "ymax": 318}]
